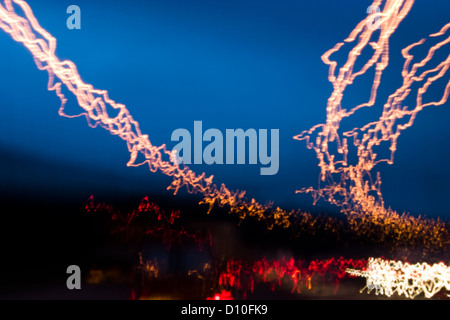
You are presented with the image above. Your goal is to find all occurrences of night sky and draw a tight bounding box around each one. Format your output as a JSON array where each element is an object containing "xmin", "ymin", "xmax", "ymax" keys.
[{"xmin": 1, "ymin": 0, "xmax": 450, "ymax": 219}]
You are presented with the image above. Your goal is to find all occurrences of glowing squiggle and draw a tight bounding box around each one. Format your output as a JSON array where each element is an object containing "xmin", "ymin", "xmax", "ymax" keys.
[
  {"xmin": 0, "ymin": 0, "xmax": 293, "ymax": 229},
  {"xmin": 0, "ymin": 0, "xmax": 448, "ymax": 247},
  {"xmin": 294, "ymin": 0, "xmax": 450, "ymax": 236},
  {"xmin": 347, "ymin": 257, "xmax": 450, "ymax": 299}
]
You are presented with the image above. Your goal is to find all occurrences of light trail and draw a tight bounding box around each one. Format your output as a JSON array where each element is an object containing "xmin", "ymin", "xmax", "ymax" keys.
[
  {"xmin": 86, "ymin": 195, "xmax": 212, "ymax": 249},
  {"xmin": 294, "ymin": 0, "xmax": 450, "ymax": 237},
  {"xmin": 0, "ymin": 0, "xmax": 448, "ymax": 248},
  {"xmin": 347, "ymin": 257, "xmax": 450, "ymax": 298},
  {"xmin": 0, "ymin": 0, "xmax": 292, "ymax": 230},
  {"xmin": 217, "ymin": 257, "xmax": 367, "ymax": 296}
]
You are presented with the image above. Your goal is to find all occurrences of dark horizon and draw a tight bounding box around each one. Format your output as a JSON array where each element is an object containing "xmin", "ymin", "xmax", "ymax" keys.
[{"xmin": 0, "ymin": 0, "xmax": 450, "ymax": 219}]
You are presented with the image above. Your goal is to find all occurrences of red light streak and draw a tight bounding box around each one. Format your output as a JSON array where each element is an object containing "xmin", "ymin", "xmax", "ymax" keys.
[
  {"xmin": 206, "ymin": 290, "xmax": 233, "ymax": 300},
  {"xmin": 217, "ymin": 257, "xmax": 367, "ymax": 295},
  {"xmin": 86, "ymin": 195, "xmax": 212, "ymax": 250}
]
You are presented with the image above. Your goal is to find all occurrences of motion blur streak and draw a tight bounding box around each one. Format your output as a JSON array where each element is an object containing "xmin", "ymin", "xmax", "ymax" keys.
[
  {"xmin": 85, "ymin": 195, "xmax": 212, "ymax": 250},
  {"xmin": 0, "ymin": 0, "xmax": 292, "ymax": 229},
  {"xmin": 0, "ymin": 0, "xmax": 449, "ymax": 247},
  {"xmin": 217, "ymin": 257, "xmax": 367, "ymax": 296},
  {"xmin": 294, "ymin": 0, "xmax": 450, "ymax": 232},
  {"xmin": 347, "ymin": 258, "xmax": 450, "ymax": 298}
]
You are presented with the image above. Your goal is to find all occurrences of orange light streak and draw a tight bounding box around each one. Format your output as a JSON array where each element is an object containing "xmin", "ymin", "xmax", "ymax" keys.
[
  {"xmin": 294, "ymin": 0, "xmax": 450, "ymax": 237},
  {"xmin": 0, "ymin": 0, "xmax": 448, "ymax": 248},
  {"xmin": 0, "ymin": 0, "xmax": 292, "ymax": 230}
]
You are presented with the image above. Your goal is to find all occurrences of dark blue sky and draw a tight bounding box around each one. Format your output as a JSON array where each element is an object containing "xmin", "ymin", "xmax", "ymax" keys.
[{"xmin": 0, "ymin": 0, "xmax": 449, "ymax": 218}]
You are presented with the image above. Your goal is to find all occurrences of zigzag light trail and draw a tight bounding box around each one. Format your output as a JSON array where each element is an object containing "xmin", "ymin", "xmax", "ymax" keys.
[
  {"xmin": 0, "ymin": 0, "xmax": 449, "ymax": 249},
  {"xmin": 0, "ymin": 0, "xmax": 292, "ymax": 229},
  {"xmin": 347, "ymin": 258, "xmax": 450, "ymax": 298},
  {"xmin": 294, "ymin": 0, "xmax": 450, "ymax": 229}
]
